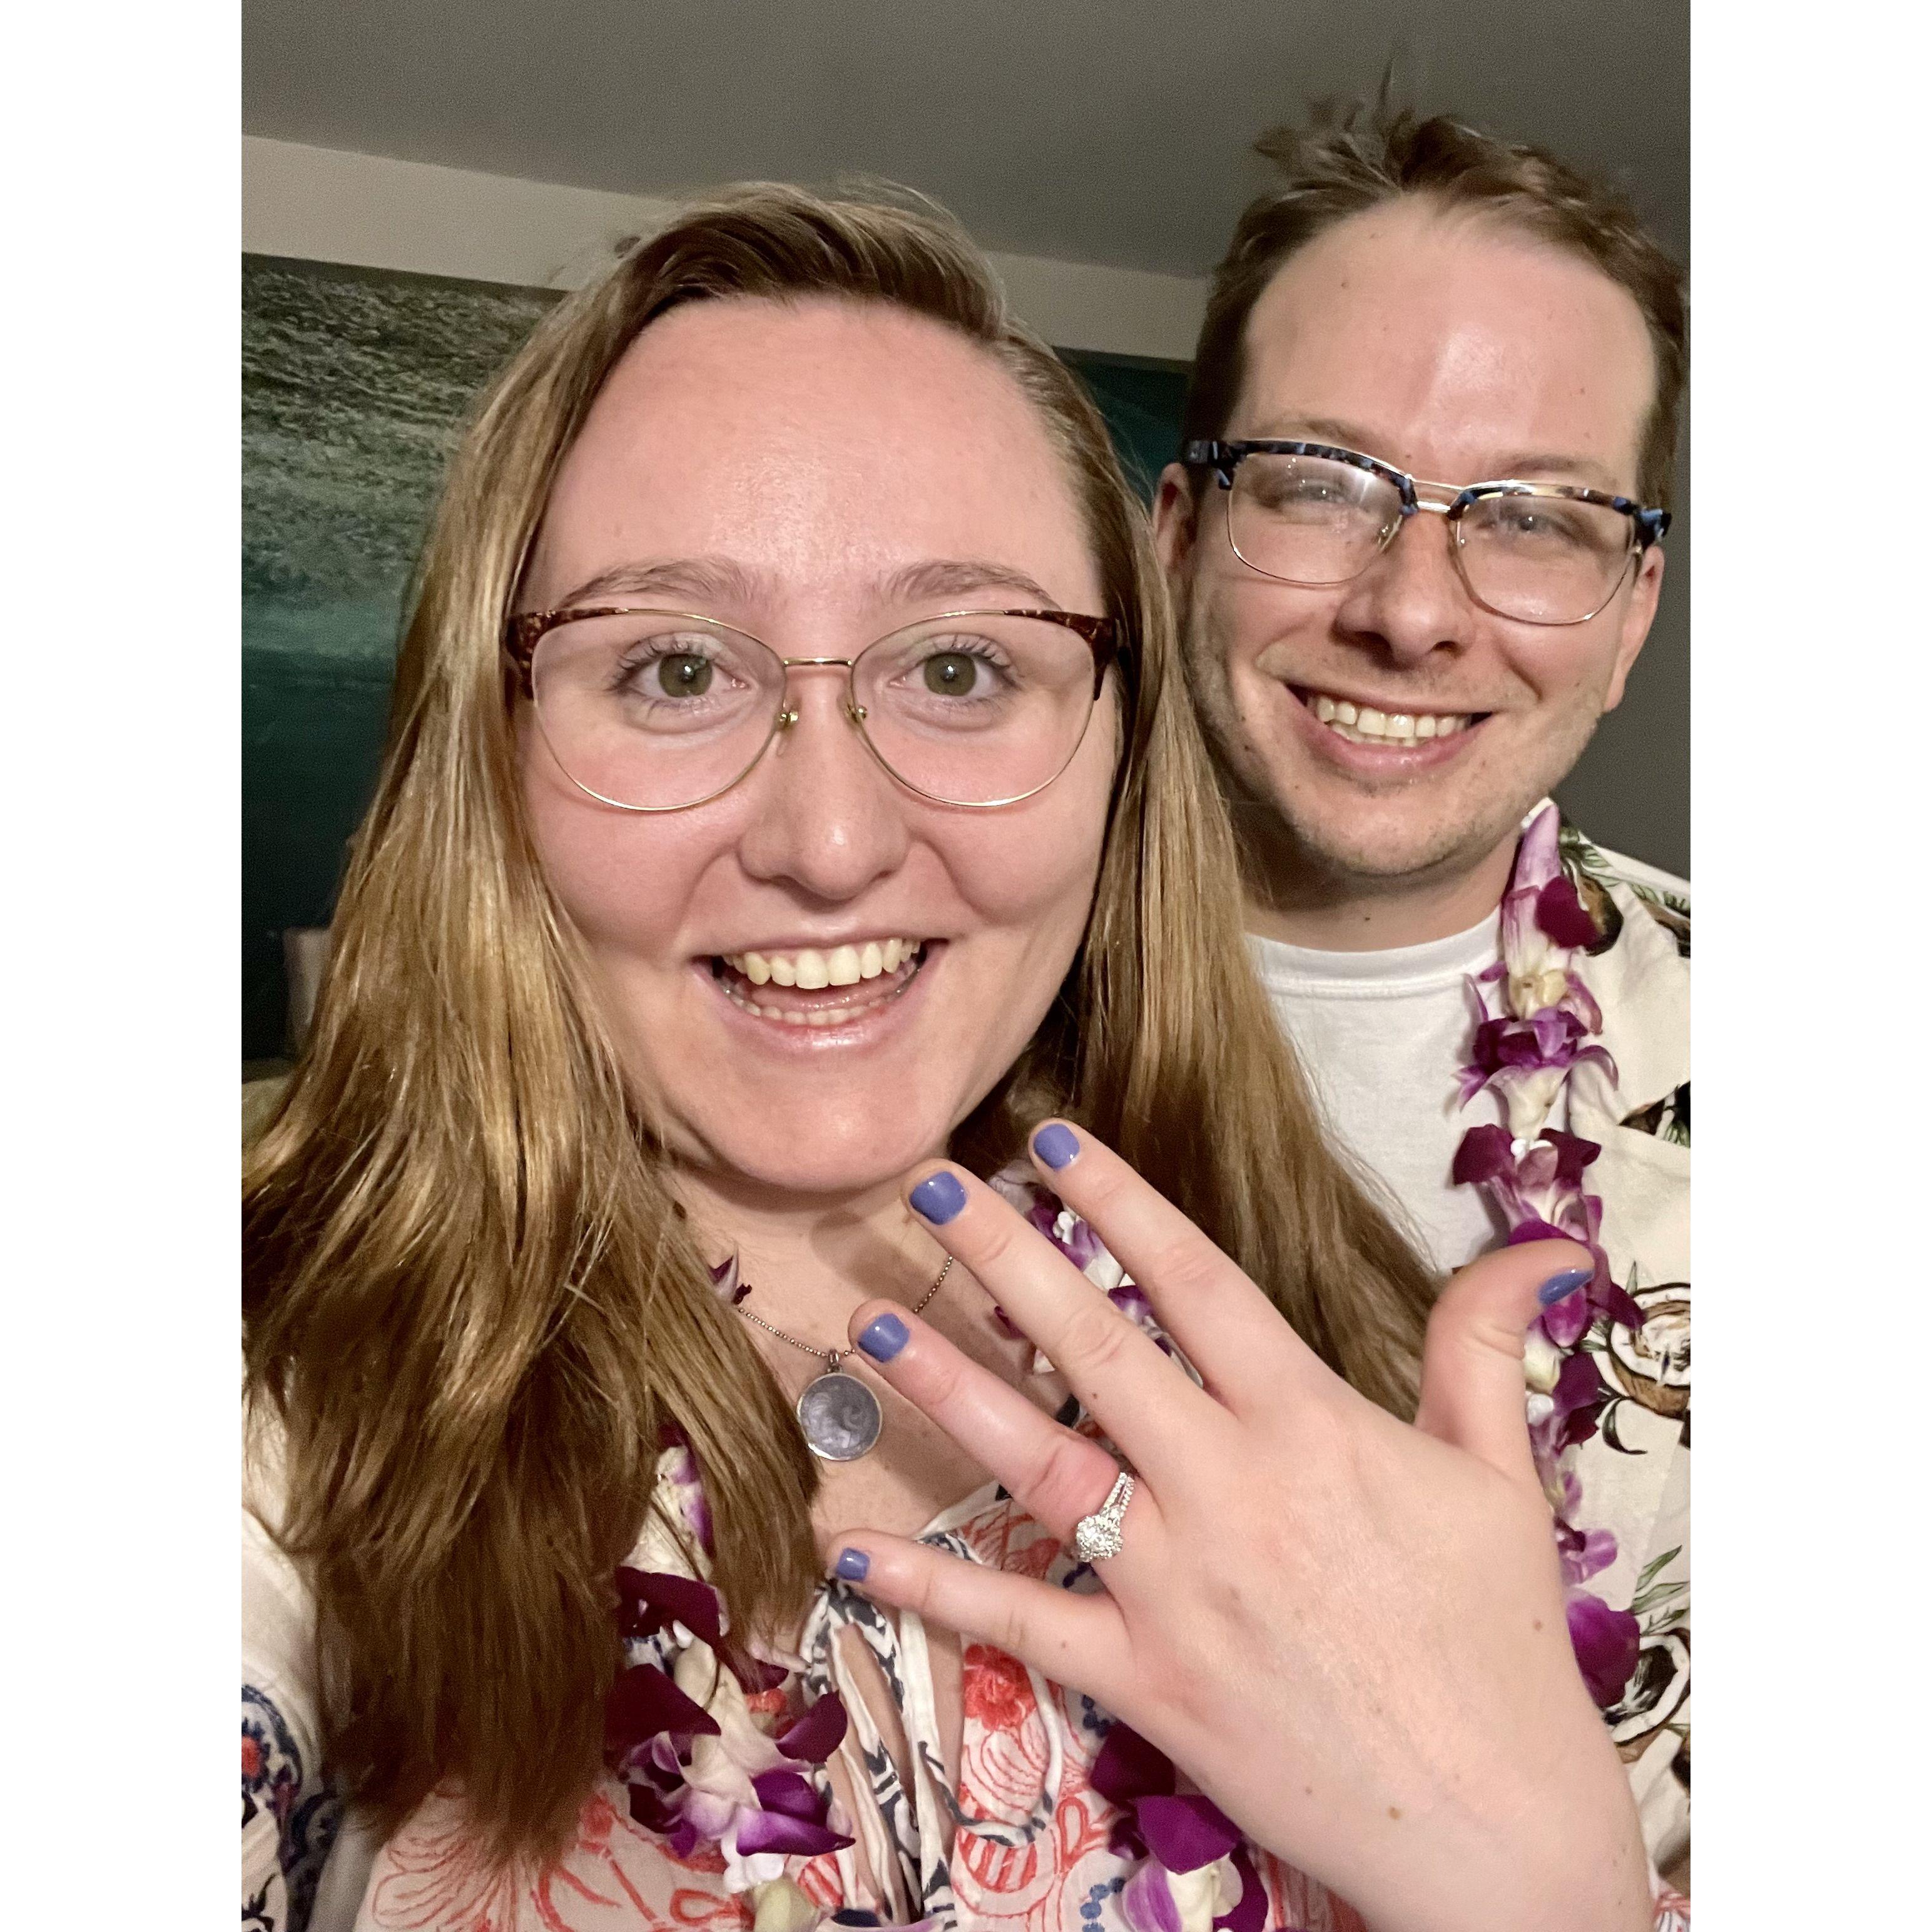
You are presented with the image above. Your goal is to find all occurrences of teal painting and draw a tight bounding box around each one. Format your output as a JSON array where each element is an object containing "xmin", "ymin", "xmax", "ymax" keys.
[{"xmin": 241, "ymin": 255, "xmax": 1187, "ymax": 1060}]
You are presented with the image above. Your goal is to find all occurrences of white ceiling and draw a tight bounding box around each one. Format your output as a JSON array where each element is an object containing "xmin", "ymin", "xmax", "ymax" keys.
[{"xmin": 242, "ymin": 0, "xmax": 1688, "ymax": 281}]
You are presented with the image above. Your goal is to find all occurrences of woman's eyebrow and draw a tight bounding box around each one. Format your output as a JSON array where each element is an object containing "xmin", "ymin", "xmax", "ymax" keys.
[
  {"xmin": 550, "ymin": 555, "xmax": 1064, "ymax": 616},
  {"xmin": 551, "ymin": 556, "xmax": 762, "ymax": 610},
  {"xmin": 882, "ymin": 558, "xmax": 1061, "ymax": 609}
]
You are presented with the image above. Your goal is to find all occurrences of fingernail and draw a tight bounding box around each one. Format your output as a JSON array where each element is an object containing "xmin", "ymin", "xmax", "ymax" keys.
[
  {"xmin": 857, "ymin": 1312, "xmax": 909, "ymax": 1361},
  {"xmin": 835, "ymin": 1547, "xmax": 870, "ymax": 1582},
  {"xmin": 908, "ymin": 1170, "xmax": 967, "ymax": 1225},
  {"xmin": 1032, "ymin": 1123, "xmax": 1080, "ymax": 1171},
  {"xmin": 1537, "ymin": 1266, "xmax": 1595, "ymax": 1307}
]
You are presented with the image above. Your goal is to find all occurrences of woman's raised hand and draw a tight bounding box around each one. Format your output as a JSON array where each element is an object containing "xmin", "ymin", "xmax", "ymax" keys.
[{"xmin": 831, "ymin": 1124, "xmax": 1652, "ymax": 1932}]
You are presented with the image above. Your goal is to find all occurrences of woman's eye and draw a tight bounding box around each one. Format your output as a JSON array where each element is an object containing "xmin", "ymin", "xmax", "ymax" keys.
[
  {"xmin": 922, "ymin": 652, "xmax": 980, "ymax": 696},
  {"xmin": 656, "ymin": 653, "xmax": 715, "ymax": 696}
]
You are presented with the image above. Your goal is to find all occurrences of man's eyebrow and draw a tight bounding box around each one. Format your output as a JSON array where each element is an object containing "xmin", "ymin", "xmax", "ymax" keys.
[
  {"xmin": 1243, "ymin": 418, "xmax": 1625, "ymax": 494},
  {"xmin": 549, "ymin": 556, "xmax": 763, "ymax": 611},
  {"xmin": 1481, "ymin": 452, "xmax": 1625, "ymax": 494},
  {"xmin": 1247, "ymin": 414, "xmax": 1385, "ymax": 454}
]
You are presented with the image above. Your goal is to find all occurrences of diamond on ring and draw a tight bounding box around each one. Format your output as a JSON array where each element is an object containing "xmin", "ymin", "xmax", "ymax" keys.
[{"xmin": 1073, "ymin": 1470, "xmax": 1135, "ymax": 1563}]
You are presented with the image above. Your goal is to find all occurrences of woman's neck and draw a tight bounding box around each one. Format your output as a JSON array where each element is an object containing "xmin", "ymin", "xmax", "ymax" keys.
[{"xmin": 674, "ymin": 1164, "xmax": 955, "ymax": 1340}]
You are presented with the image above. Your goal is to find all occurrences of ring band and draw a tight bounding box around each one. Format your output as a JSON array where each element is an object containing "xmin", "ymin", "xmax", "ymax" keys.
[{"xmin": 1073, "ymin": 1470, "xmax": 1135, "ymax": 1563}]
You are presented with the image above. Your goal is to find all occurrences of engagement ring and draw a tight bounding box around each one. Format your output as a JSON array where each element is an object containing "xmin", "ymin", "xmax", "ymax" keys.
[{"xmin": 1072, "ymin": 1470, "xmax": 1135, "ymax": 1563}]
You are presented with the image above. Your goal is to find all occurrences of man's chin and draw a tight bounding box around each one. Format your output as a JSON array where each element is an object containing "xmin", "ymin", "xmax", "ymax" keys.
[
  {"xmin": 1249, "ymin": 784, "xmax": 1533, "ymax": 895},
  {"xmin": 1302, "ymin": 826, "xmax": 1499, "ymax": 888}
]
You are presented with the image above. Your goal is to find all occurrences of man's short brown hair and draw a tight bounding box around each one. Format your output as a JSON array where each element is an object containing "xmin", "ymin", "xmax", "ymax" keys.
[{"xmin": 1181, "ymin": 104, "xmax": 1689, "ymax": 508}]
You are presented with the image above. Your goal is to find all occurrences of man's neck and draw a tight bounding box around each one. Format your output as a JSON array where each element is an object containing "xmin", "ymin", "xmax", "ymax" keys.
[{"xmin": 1243, "ymin": 828, "xmax": 1519, "ymax": 953}]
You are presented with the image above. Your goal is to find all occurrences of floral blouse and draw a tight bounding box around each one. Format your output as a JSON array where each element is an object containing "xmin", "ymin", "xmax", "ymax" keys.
[{"xmin": 243, "ymin": 1184, "xmax": 1690, "ymax": 1932}]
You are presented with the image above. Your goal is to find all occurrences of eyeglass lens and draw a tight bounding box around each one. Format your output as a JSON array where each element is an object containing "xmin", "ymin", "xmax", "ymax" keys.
[
  {"xmin": 529, "ymin": 612, "xmax": 1102, "ymax": 810},
  {"xmin": 1227, "ymin": 451, "xmax": 1636, "ymax": 624}
]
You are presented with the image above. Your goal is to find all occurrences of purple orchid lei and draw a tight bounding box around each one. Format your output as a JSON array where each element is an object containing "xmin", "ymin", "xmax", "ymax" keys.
[
  {"xmin": 599, "ymin": 1426, "xmax": 857, "ymax": 1925},
  {"xmin": 1453, "ymin": 803, "xmax": 1644, "ymax": 1709}
]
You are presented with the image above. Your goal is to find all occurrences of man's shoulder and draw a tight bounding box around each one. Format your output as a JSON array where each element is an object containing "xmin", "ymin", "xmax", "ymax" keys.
[
  {"xmin": 1557, "ymin": 820, "xmax": 1690, "ymax": 960},
  {"xmin": 1555, "ymin": 819, "xmax": 1690, "ymax": 1145}
]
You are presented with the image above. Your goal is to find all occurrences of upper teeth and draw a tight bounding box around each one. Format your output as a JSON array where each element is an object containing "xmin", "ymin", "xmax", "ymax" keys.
[
  {"xmin": 1309, "ymin": 693, "xmax": 1471, "ymax": 745},
  {"xmin": 723, "ymin": 938, "xmax": 921, "ymax": 987}
]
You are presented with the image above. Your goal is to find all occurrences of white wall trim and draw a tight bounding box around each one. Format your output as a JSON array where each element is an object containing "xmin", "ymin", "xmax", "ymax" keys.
[{"xmin": 242, "ymin": 136, "xmax": 1205, "ymax": 361}]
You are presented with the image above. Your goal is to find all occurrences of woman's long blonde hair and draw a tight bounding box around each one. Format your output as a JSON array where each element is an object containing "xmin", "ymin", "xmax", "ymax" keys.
[{"xmin": 243, "ymin": 184, "xmax": 1437, "ymax": 1863}]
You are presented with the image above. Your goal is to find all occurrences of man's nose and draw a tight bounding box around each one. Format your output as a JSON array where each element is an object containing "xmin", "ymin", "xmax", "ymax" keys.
[
  {"xmin": 1332, "ymin": 505, "xmax": 1478, "ymax": 667},
  {"xmin": 733, "ymin": 670, "xmax": 912, "ymax": 900}
]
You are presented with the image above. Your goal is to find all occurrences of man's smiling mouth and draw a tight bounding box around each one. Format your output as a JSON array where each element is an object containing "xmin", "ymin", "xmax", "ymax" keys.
[
  {"xmin": 708, "ymin": 938, "xmax": 932, "ymax": 1027},
  {"xmin": 1290, "ymin": 684, "xmax": 1489, "ymax": 751}
]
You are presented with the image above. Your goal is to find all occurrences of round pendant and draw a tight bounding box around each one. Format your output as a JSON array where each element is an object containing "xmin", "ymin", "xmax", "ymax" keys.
[{"xmin": 796, "ymin": 1371, "xmax": 882, "ymax": 1462}]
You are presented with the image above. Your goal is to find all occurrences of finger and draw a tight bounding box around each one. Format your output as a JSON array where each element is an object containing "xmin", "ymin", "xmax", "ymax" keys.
[
  {"xmin": 847, "ymin": 1297, "xmax": 1161, "ymax": 1567},
  {"xmin": 1023, "ymin": 1119, "xmax": 1326, "ymax": 1415},
  {"xmin": 1413, "ymin": 1238, "xmax": 1597, "ymax": 1488},
  {"xmin": 826, "ymin": 1532, "xmax": 1131, "ymax": 1711},
  {"xmin": 903, "ymin": 1162, "xmax": 1223, "ymax": 1490}
]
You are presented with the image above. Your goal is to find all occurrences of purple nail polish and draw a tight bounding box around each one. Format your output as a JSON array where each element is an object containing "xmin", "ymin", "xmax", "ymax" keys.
[
  {"xmin": 1537, "ymin": 1266, "xmax": 1594, "ymax": 1307},
  {"xmin": 835, "ymin": 1547, "xmax": 870, "ymax": 1582},
  {"xmin": 1032, "ymin": 1123, "xmax": 1080, "ymax": 1171},
  {"xmin": 909, "ymin": 1170, "xmax": 967, "ymax": 1225},
  {"xmin": 857, "ymin": 1311, "xmax": 909, "ymax": 1361}
]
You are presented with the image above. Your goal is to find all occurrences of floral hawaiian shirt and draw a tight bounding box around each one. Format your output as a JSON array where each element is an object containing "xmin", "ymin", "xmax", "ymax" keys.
[{"xmin": 1543, "ymin": 823, "xmax": 1691, "ymax": 1869}]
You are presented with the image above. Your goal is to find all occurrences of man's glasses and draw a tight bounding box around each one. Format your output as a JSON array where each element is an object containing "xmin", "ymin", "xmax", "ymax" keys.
[
  {"xmin": 1182, "ymin": 439, "xmax": 1670, "ymax": 628},
  {"xmin": 504, "ymin": 606, "xmax": 1121, "ymax": 812}
]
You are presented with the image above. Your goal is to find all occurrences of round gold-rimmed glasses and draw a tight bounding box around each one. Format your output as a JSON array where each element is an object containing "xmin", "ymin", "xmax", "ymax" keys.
[
  {"xmin": 503, "ymin": 606, "xmax": 1121, "ymax": 812},
  {"xmin": 1183, "ymin": 439, "xmax": 1670, "ymax": 627}
]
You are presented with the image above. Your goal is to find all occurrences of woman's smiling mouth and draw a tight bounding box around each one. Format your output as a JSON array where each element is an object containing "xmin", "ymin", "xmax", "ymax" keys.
[{"xmin": 706, "ymin": 938, "xmax": 933, "ymax": 1027}]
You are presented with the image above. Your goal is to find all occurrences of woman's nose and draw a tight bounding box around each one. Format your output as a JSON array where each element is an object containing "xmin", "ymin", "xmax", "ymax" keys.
[{"xmin": 733, "ymin": 670, "xmax": 912, "ymax": 900}]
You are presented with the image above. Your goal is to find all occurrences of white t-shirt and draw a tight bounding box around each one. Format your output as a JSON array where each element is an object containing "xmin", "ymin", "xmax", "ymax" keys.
[{"xmin": 1250, "ymin": 913, "xmax": 1528, "ymax": 1276}]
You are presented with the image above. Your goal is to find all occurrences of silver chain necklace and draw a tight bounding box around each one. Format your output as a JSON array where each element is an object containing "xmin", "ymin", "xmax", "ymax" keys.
[{"xmin": 737, "ymin": 1256, "xmax": 953, "ymax": 1463}]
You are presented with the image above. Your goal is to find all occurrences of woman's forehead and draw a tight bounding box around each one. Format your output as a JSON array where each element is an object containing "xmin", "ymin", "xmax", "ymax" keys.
[{"xmin": 527, "ymin": 297, "xmax": 1102, "ymax": 619}]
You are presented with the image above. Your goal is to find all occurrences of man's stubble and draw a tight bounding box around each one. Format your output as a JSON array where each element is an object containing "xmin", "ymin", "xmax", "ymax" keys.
[{"xmin": 1174, "ymin": 577, "xmax": 1603, "ymax": 913}]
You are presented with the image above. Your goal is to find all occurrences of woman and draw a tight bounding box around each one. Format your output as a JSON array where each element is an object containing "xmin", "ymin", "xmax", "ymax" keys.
[{"xmin": 243, "ymin": 186, "xmax": 1667, "ymax": 1932}]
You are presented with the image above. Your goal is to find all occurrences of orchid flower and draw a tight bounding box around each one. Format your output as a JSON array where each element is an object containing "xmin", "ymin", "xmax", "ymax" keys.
[
  {"xmin": 1090, "ymin": 1723, "xmax": 1264, "ymax": 1932},
  {"xmin": 1452, "ymin": 1127, "xmax": 1644, "ymax": 1343},
  {"xmin": 1565, "ymin": 1590, "xmax": 1644, "ymax": 1709},
  {"xmin": 1458, "ymin": 806, "xmax": 1617, "ymax": 1141},
  {"xmin": 601, "ymin": 1582, "xmax": 854, "ymax": 1895},
  {"xmin": 1459, "ymin": 1001, "xmax": 1618, "ymax": 1140},
  {"xmin": 1497, "ymin": 805, "xmax": 1602, "ymax": 1019},
  {"xmin": 642, "ymin": 1424, "xmax": 716, "ymax": 1560}
]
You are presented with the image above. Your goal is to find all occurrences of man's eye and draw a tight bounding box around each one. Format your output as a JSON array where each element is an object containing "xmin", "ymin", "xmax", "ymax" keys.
[{"xmin": 1520, "ymin": 510, "xmax": 1584, "ymax": 540}]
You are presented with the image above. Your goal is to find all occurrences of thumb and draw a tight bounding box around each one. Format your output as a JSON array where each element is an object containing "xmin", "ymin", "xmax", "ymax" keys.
[{"xmin": 1413, "ymin": 1238, "xmax": 1596, "ymax": 1487}]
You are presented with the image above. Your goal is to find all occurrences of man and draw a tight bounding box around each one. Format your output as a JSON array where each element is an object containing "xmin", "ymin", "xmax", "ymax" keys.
[{"xmin": 1155, "ymin": 108, "xmax": 1690, "ymax": 1886}]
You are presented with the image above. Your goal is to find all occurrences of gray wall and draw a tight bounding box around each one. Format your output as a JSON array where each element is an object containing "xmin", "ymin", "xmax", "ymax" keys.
[
  {"xmin": 244, "ymin": 0, "xmax": 1690, "ymax": 880},
  {"xmin": 1554, "ymin": 425, "xmax": 1689, "ymax": 880}
]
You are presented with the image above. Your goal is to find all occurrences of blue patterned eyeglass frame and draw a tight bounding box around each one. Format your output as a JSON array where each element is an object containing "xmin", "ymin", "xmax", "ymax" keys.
[{"xmin": 1181, "ymin": 438, "xmax": 1670, "ymax": 628}]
